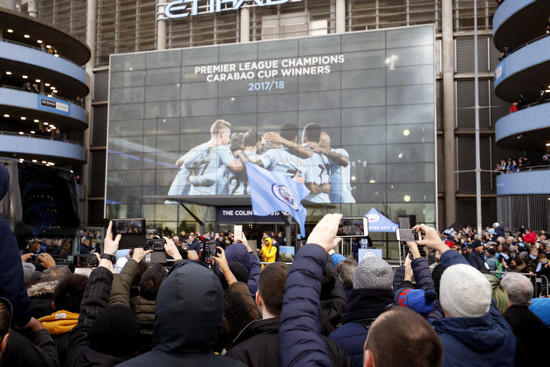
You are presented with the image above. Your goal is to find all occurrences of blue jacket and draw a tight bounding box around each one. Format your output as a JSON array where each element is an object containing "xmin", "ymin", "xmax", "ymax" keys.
[
  {"xmin": 434, "ymin": 250, "xmax": 516, "ymax": 367},
  {"xmin": 328, "ymin": 288, "xmax": 393, "ymax": 367},
  {"xmin": 0, "ymin": 164, "xmax": 32, "ymax": 327},
  {"xmin": 279, "ymin": 244, "xmax": 333, "ymax": 367},
  {"xmin": 225, "ymin": 243, "xmax": 261, "ymax": 297}
]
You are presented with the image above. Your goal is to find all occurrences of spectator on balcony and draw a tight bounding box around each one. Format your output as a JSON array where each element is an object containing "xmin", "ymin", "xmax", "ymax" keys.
[
  {"xmin": 23, "ymin": 81, "xmax": 32, "ymax": 92},
  {"xmin": 509, "ymin": 101, "xmax": 518, "ymax": 113},
  {"xmin": 517, "ymin": 94, "xmax": 527, "ymax": 110},
  {"xmin": 538, "ymin": 87, "xmax": 549, "ymax": 103},
  {"xmin": 31, "ymin": 83, "xmax": 40, "ymax": 93},
  {"xmin": 506, "ymin": 159, "xmax": 517, "ymax": 173},
  {"xmin": 75, "ymin": 96, "xmax": 84, "ymax": 107},
  {"xmin": 498, "ymin": 47, "xmax": 511, "ymax": 61}
]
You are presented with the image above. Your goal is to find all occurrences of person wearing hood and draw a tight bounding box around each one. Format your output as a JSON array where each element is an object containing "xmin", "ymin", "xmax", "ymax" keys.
[
  {"xmin": 260, "ymin": 237, "xmax": 277, "ymax": 266},
  {"xmin": 0, "ymin": 164, "xmax": 33, "ymax": 329},
  {"xmin": 116, "ymin": 256, "xmax": 245, "ymax": 366},
  {"xmin": 225, "ymin": 236, "xmax": 261, "ymax": 297},
  {"xmin": 416, "ymin": 224, "xmax": 516, "ymax": 367}
]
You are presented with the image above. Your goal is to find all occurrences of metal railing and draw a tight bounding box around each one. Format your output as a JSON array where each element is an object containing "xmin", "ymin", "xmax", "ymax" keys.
[
  {"xmin": 0, "ymin": 37, "xmax": 79, "ymax": 66},
  {"xmin": 0, "ymin": 130, "xmax": 80, "ymax": 146},
  {"xmin": 0, "ymin": 85, "xmax": 83, "ymax": 107}
]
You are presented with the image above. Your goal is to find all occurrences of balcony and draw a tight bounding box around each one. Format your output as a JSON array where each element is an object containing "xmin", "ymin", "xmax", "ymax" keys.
[
  {"xmin": 494, "ymin": 35, "xmax": 550, "ymax": 102},
  {"xmin": 0, "ymin": 132, "xmax": 85, "ymax": 165},
  {"xmin": 0, "ymin": 87, "xmax": 86, "ymax": 131},
  {"xmin": 496, "ymin": 169, "xmax": 550, "ymax": 195},
  {"xmin": 493, "ymin": 0, "xmax": 550, "ymax": 51},
  {"xmin": 495, "ymin": 101, "xmax": 550, "ymax": 151},
  {"xmin": 0, "ymin": 40, "xmax": 88, "ymax": 98}
]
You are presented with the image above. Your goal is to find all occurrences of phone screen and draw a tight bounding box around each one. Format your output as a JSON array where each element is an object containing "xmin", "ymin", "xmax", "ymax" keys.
[{"xmin": 234, "ymin": 225, "xmax": 243, "ymax": 241}]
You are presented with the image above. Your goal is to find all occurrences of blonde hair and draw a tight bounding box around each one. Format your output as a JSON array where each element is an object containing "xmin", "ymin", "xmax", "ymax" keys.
[
  {"xmin": 210, "ymin": 119, "xmax": 231, "ymax": 135},
  {"xmin": 187, "ymin": 250, "xmax": 199, "ymax": 261}
]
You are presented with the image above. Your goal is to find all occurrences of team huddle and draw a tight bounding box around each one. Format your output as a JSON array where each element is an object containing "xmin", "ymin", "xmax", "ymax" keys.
[{"xmin": 167, "ymin": 119, "xmax": 356, "ymax": 203}]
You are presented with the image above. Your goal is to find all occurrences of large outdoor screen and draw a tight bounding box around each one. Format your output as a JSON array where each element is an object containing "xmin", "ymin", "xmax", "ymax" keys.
[{"xmin": 106, "ymin": 25, "xmax": 436, "ymax": 221}]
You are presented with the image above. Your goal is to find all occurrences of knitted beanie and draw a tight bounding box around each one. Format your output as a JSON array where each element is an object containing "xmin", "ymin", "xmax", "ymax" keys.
[
  {"xmin": 353, "ymin": 256, "xmax": 393, "ymax": 289},
  {"xmin": 395, "ymin": 288, "xmax": 437, "ymax": 316},
  {"xmin": 440, "ymin": 264, "xmax": 491, "ymax": 318}
]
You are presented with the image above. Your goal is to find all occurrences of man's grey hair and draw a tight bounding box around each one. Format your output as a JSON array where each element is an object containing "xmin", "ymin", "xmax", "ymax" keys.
[{"xmin": 501, "ymin": 273, "xmax": 533, "ymax": 307}]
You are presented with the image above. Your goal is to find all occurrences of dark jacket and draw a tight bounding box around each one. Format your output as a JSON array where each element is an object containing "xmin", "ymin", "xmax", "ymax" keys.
[
  {"xmin": 1, "ymin": 328, "xmax": 59, "ymax": 367},
  {"xmin": 65, "ymin": 267, "xmax": 132, "ymax": 367},
  {"xmin": 467, "ymin": 250, "xmax": 490, "ymax": 273},
  {"xmin": 116, "ymin": 260, "xmax": 245, "ymax": 367},
  {"xmin": 225, "ymin": 243, "xmax": 261, "ymax": 297},
  {"xmin": 321, "ymin": 260, "xmax": 347, "ymax": 332},
  {"xmin": 503, "ymin": 305, "xmax": 550, "ymax": 367},
  {"xmin": 328, "ymin": 288, "xmax": 394, "ymax": 367},
  {"xmin": 27, "ymin": 280, "xmax": 57, "ymax": 319},
  {"xmin": 433, "ymin": 250, "xmax": 516, "ymax": 367},
  {"xmin": 393, "ymin": 256, "xmax": 444, "ymax": 322},
  {"xmin": 226, "ymin": 317, "xmax": 350, "ymax": 367},
  {"xmin": 0, "ymin": 165, "xmax": 32, "ymax": 327},
  {"xmin": 279, "ymin": 244, "xmax": 340, "ymax": 367},
  {"xmin": 110, "ymin": 258, "xmax": 156, "ymax": 352}
]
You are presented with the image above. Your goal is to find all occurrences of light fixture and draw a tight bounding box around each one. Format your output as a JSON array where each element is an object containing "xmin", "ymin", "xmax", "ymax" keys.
[
  {"xmin": 35, "ymin": 79, "xmax": 41, "ymax": 83},
  {"xmin": 54, "ymin": 54, "xmax": 59, "ymax": 57},
  {"xmin": 3, "ymin": 114, "xmax": 9, "ymax": 118},
  {"xmin": 18, "ymin": 132, "xmax": 24, "ymax": 135},
  {"xmin": 546, "ymin": 143, "xmax": 550, "ymax": 146},
  {"xmin": 46, "ymin": 45, "xmax": 51, "ymax": 49},
  {"xmin": 24, "ymin": 34, "xmax": 30, "ymax": 39},
  {"xmin": 37, "ymin": 40, "xmax": 42, "ymax": 44},
  {"xmin": 32, "ymin": 160, "xmax": 37, "ymax": 163},
  {"xmin": 45, "ymin": 83, "xmax": 50, "ymax": 87},
  {"xmin": 43, "ymin": 122, "xmax": 49, "ymax": 125},
  {"xmin": 34, "ymin": 119, "xmax": 39, "ymax": 123},
  {"xmin": 30, "ymin": 131, "xmax": 35, "ymax": 134},
  {"xmin": 20, "ymin": 116, "xmax": 26, "ymax": 120},
  {"xmin": 22, "ymin": 75, "xmax": 28, "ymax": 79},
  {"xmin": 7, "ymin": 29, "xmax": 13, "ymax": 33},
  {"xmin": 402, "ymin": 129, "xmax": 410, "ymax": 136},
  {"xmin": 404, "ymin": 195, "xmax": 411, "ymax": 202},
  {"xmin": 5, "ymin": 71, "xmax": 11, "ymax": 75}
]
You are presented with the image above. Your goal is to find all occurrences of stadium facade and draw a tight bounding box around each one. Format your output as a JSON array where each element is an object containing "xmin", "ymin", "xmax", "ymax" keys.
[{"xmin": 1, "ymin": 0, "xmax": 548, "ymax": 254}]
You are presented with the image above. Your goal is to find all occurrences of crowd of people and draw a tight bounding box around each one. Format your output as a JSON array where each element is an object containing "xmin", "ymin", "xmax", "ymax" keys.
[
  {"xmin": 2, "ymin": 166, "xmax": 550, "ymax": 366},
  {"xmin": 509, "ymin": 87, "xmax": 550, "ymax": 113}
]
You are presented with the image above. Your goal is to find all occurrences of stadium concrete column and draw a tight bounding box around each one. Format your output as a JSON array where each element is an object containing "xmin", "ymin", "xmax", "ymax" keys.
[
  {"xmin": 240, "ymin": 6, "xmax": 250, "ymax": 42},
  {"xmin": 27, "ymin": 0, "xmax": 37, "ymax": 17},
  {"xmin": 157, "ymin": 0, "xmax": 167, "ymax": 50},
  {"xmin": 335, "ymin": 0, "xmax": 345, "ymax": 33},
  {"xmin": 442, "ymin": 0, "xmax": 456, "ymax": 226},
  {"xmin": 82, "ymin": 0, "xmax": 97, "ymax": 225}
]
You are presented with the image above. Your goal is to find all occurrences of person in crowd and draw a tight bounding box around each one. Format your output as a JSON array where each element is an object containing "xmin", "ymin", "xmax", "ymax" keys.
[
  {"xmin": 187, "ymin": 234, "xmax": 200, "ymax": 255},
  {"xmin": 38, "ymin": 274, "xmax": 88, "ymax": 366},
  {"xmin": 498, "ymin": 47, "xmax": 511, "ymax": 61},
  {"xmin": 226, "ymin": 262, "xmax": 350, "ymax": 366},
  {"xmin": 0, "ymin": 297, "xmax": 60, "ymax": 367},
  {"xmin": 27, "ymin": 264, "xmax": 72, "ymax": 318},
  {"xmin": 363, "ymin": 307, "xmax": 444, "ymax": 367},
  {"xmin": 517, "ymin": 94, "xmax": 526, "ymax": 109},
  {"xmin": 483, "ymin": 274, "xmax": 509, "ymax": 314},
  {"xmin": 64, "ymin": 222, "xmax": 141, "ymax": 366},
  {"xmin": 336, "ymin": 258, "xmax": 358, "ymax": 292},
  {"xmin": 260, "ymin": 237, "xmax": 277, "ymax": 265},
  {"xmin": 467, "ymin": 240, "xmax": 490, "ymax": 274},
  {"xmin": 417, "ymin": 224, "xmax": 517, "ymax": 367},
  {"xmin": 116, "ymin": 249, "xmax": 245, "ymax": 366},
  {"xmin": 500, "ymin": 273, "xmax": 550, "ymax": 366},
  {"xmin": 109, "ymin": 242, "xmax": 180, "ymax": 353},
  {"xmin": 328, "ymin": 252, "xmax": 394, "ymax": 367},
  {"xmin": 538, "ymin": 86, "xmax": 549, "ymax": 103},
  {"xmin": 393, "ymin": 241, "xmax": 442, "ymax": 322},
  {"xmin": 225, "ymin": 235, "xmax": 261, "ymax": 297}
]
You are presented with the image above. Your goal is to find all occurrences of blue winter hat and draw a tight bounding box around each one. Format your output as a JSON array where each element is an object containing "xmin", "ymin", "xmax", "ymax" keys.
[{"xmin": 395, "ymin": 288, "xmax": 437, "ymax": 316}]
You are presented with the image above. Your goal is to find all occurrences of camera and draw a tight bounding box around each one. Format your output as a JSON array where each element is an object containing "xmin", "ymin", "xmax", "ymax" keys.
[
  {"xmin": 73, "ymin": 254, "xmax": 99, "ymax": 268},
  {"xmin": 337, "ymin": 217, "xmax": 369, "ymax": 238},
  {"xmin": 201, "ymin": 241, "xmax": 219, "ymax": 267},
  {"xmin": 145, "ymin": 236, "xmax": 167, "ymax": 264},
  {"xmin": 112, "ymin": 218, "xmax": 147, "ymax": 249}
]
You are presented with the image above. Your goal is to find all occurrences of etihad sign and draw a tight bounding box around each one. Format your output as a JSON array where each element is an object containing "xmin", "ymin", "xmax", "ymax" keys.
[{"xmin": 165, "ymin": 0, "xmax": 292, "ymax": 19}]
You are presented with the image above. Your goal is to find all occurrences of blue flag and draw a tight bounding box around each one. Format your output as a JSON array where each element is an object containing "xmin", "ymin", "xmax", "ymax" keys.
[{"xmin": 245, "ymin": 162, "xmax": 309, "ymax": 236}]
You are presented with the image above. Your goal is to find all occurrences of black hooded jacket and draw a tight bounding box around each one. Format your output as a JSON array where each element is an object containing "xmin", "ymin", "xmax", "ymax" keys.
[
  {"xmin": 0, "ymin": 164, "xmax": 32, "ymax": 327},
  {"xmin": 116, "ymin": 260, "xmax": 246, "ymax": 367}
]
